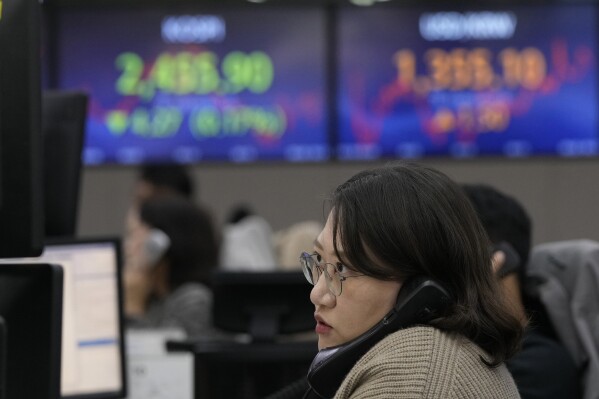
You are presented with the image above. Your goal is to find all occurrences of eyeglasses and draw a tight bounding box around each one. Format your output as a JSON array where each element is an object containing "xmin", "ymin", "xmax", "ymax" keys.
[{"xmin": 299, "ymin": 252, "xmax": 365, "ymax": 296}]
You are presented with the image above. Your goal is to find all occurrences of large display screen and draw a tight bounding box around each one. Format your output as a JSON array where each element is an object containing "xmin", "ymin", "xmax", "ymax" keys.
[
  {"xmin": 337, "ymin": 5, "xmax": 598, "ymax": 159},
  {"xmin": 56, "ymin": 6, "xmax": 328, "ymax": 164}
]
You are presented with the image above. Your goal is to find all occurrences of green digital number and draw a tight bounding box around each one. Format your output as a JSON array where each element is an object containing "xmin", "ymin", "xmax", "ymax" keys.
[
  {"xmin": 248, "ymin": 51, "xmax": 274, "ymax": 93},
  {"xmin": 190, "ymin": 108, "xmax": 221, "ymax": 138},
  {"xmin": 153, "ymin": 107, "xmax": 183, "ymax": 137},
  {"xmin": 222, "ymin": 51, "xmax": 251, "ymax": 93},
  {"xmin": 153, "ymin": 53, "xmax": 176, "ymax": 92},
  {"xmin": 131, "ymin": 108, "xmax": 151, "ymax": 136},
  {"xmin": 193, "ymin": 52, "xmax": 220, "ymax": 94},
  {"xmin": 119, "ymin": 50, "xmax": 274, "ymax": 98},
  {"xmin": 115, "ymin": 52, "xmax": 144, "ymax": 96},
  {"xmin": 174, "ymin": 52, "xmax": 196, "ymax": 95},
  {"xmin": 222, "ymin": 51, "xmax": 274, "ymax": 94}
]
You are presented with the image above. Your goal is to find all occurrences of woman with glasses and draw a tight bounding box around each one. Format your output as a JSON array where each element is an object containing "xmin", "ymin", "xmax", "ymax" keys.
[{"xmin": 299, "ymin": 162, "xmax": 523, "ymax": 399}]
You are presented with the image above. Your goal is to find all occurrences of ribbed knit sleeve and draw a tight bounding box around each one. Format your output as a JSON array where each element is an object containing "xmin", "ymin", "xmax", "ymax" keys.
[{"xmin": 333, "ymin": 326, "xmax": 520, "ymax": 399}]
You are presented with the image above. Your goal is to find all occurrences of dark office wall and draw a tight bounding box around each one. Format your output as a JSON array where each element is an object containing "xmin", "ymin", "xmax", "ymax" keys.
[{"xmin": 78, "ymin": 158, "xmax": 599, "ymax": 245}]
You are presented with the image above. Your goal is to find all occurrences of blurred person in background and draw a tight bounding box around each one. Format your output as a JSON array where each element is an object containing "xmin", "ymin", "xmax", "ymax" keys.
[
  {"xmin": 273, "ymin": 220, "xmax": 323, "ymax": 270},
  {"xmin": 463, "ymin": 184, "xmax": 581, "ymax": 399},
  {"xmin": 219, "ymin": 203, "xmax": 277, "ymax": 271},
  {"xmin": 124, "ymin": 195, "xmax": 220, "ymax": 337},
  {"xmin": 133, "ymin": 163, "xmax": 195, "ymax": 205}
]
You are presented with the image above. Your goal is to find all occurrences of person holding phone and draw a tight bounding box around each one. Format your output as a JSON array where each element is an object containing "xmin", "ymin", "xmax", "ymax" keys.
[
  {"xmin": 463, "ymin": 184, "xmax": 581, "ymax": 399},
  {"xmin": 301, "ymin": 162, "xmax": 523, "ymax": 399},
  {"xmin": 124, "ymin": 195, "xmax": 220, "ymax": 337}
]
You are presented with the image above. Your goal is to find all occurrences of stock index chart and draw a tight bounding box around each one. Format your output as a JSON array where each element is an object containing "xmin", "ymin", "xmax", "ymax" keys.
[
  {"xmin": 57, "ymin": 6, "xmax": 329, "ymax": 164},
  {"xmin": 337, "ymin": 5, "xmax": 598, "ymax": 159}
]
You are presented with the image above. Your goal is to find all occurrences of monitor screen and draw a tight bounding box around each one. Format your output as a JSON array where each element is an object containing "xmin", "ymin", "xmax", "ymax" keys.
[
  {"xmin": 42, "ymin": 239, "xmax": 126, "ymax": 399},
  {"xmin": 0, "ymin": 263, "xmax": 63, "ymax": 399},
  {"xmin": 7, "ymin": 239, "xmax": 127, "ymax": 398},
  {"xmin": 54, "ymin": 5, "xmax": 329, "ymax": 165},
  {"xmin": 337, "ymin": 4, "xmax": 599, "ymax": 159},
  {"xmin": 0, "ymin": 0, "xmax": 43, "ymax": 257}
]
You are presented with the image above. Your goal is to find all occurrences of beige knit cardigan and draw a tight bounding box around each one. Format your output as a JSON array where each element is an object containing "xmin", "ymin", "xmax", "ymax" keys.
[{"xmin": 334, "ymin": 326, "xmax": 520, "ymax": 399}]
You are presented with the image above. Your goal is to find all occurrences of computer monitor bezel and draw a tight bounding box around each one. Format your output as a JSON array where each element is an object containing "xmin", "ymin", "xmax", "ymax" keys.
[
  {"xmin": 0, "ymin": 0, "xmax": 44, "ymax": 257},
  {"xmin": 0, "ymin": 315, "xmax": 5, "ymax": 399},
  {"xmin": 0, "ymin": 262, "xmax": 63, "ymax": 399},
  {"xmin": 44, "ymin": 236, "xmax": 127, "ymax": 399},
  {"xmin": 42, "ymin": 90, "xmax": 88, "ymax": 239}
]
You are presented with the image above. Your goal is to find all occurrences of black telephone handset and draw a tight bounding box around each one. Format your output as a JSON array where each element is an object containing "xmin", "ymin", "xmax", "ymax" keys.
[
  {"xmin": 306, "ymin": 276, "xmax": 453, "ymax": 399},
  {"xmin": 492, "ymin": 241, "xmax": 521, "ymax": 278}
]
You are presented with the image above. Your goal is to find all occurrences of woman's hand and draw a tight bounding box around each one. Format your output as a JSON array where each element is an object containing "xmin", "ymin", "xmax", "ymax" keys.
[
  {"xmin": 123, "ymin": 206, "xmax": 155, "ymax": 317},
  {"xmin": 492, "ymin": 250, "xmax": 527, "ymax": 326},
  {"xmin": 491, "ymin": 250, "xmax": 506, "ymax": 274},
  {"xmin": 124, "ymin": 267, "xmax": 153, "ymax": 317}
]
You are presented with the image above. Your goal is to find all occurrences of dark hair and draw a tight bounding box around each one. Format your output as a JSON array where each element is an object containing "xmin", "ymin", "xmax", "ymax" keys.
[
  {"xmin": 139, "ymin": 196, "xmax": 219, "ymax": 289},
  {"xmin": 140, "ymin": 164, "xmax": 194, "ymax": 199},
  {"xmin": 226, "ymin": 203, "xmax": 254, "ymax": 224},
  {"xmin": 461, "ymin": 184, "xmax": 556, "ymax": 337},
  {"xmin": 330, "ymin": 162, "xmax": 523, "ymax": 366},
  {"xmin": 461, "ymin": 184, "xmax": 531, "ymax": 269}
]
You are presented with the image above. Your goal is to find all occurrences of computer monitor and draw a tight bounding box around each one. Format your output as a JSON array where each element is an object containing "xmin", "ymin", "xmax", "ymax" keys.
[
  {"xmin": 337, "ymin": 3, "xmax": 599, "ymax": 159},
  {"xmin": 211, "ymin": 271, "xmax": 314, "ymax": 342},
  {"xmin": 53, "ymin": 4, "xmax": 329, "ymax": 165},
  {"xmin": 42, "ymin": 238, "xmax": 127, "ymax": 399},
  {"xmin": 42, "ymin": 91, "xmax": 88, "ymax": 238},
  {"xmin": 0, "ymin": 263, "xmax": 63, "ymax": 399},
  {"xmin": 0, "ymin": 0, "xmax": 44, "ymax": 257},
  {"xmin": 0, "ymin": 316, "xmax": 6, "ymax": 399},
  {"xmin": 3, "ymin": 238, "xmax": 127, "ymax": 398}
]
